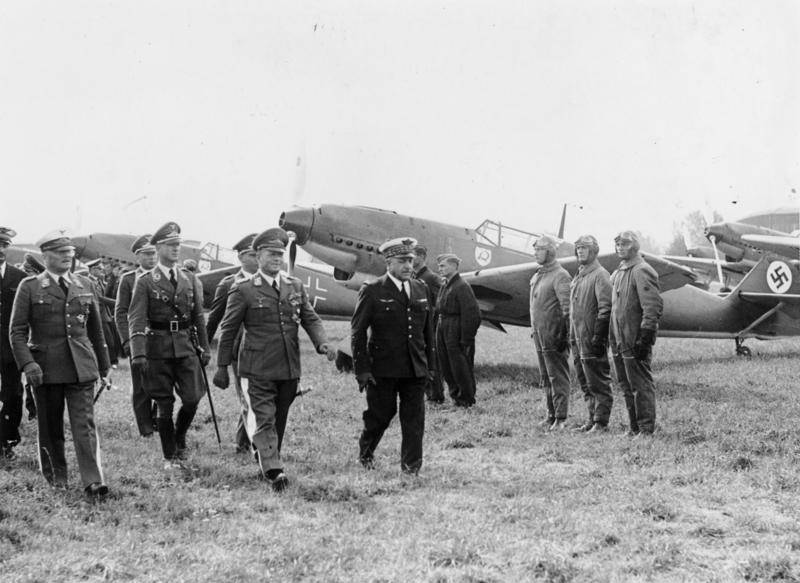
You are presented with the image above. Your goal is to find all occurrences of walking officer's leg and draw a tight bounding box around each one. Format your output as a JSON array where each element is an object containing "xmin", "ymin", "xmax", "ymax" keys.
[{"xmin": 64, "ymin": 381, "xmax": 104, "ymax": 488}]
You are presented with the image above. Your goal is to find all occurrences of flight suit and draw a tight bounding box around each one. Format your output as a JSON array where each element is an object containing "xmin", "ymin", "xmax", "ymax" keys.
[
  {"xmin": 351, "ymin": 275, "xmax": 434, "ymax": 473},
  {"xmin": 128, "ymin": 265, "xmax": 209, "ymax": 459},
  {"xmin": 569, "ymin": 259, "xmax": 614, "ymax": 427},
  {"xmin": 114, "ymin": 268, "xmax": 156, "ymax": 436},
  {"xmin": 9, "ymin": 272, "xmax": 110, "ymax": 487},
  {"xmin": 206, "ymin": 269, "xmax": 252, "ymax": 450},
  {"xmin": 415, "ymin": 265, "xmax": 445, "ymax": 402},
  {"xmin": 530, "ymin": 261, "xmax": 572, "ymax": 423},
  {"xmin": 610, "ymin": 255, "xmax": 663, "ymax": 434},
  {"xmin": 1, "ymin": 263, "xmax": 28, "ymax": 453},
  {"xmin": 436, "ymin": 272, "xmax": 481, "ymax": 406},
  {"xmin": 216, "ymin": 272, "xmax": 328, "ymax": 474}
]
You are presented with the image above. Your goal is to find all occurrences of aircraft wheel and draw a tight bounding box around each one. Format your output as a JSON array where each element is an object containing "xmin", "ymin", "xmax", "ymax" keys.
[{"xmin": 736, "ymin": 345, "xmax": 752, "ymax": 357}]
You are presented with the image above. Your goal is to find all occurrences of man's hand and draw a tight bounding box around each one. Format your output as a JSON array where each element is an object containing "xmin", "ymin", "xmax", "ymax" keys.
[
  {"xmin": 319, "ymin": 343, "xmax": 337, "ymax": 362},
  {"xmin": 590, "ymin": 335, "xmax": 607, "ymax": 357},
  {"xmin": 200, "ymin": 350, "xmax": 211, "ymax": 367},
  {"xmin": 131, "ymin": 356, "xmax": 149, "ymax": 378},
  {"xmin": 591, "ymin": 319, "xmax": 610, "ymax": 358},
  {"xmin": 634, "ymin": 328, "xmax": 657, "ymax": 361},
  {"xmin": 99, "ymin": 368, "xmax": 110, "ymax": 381},
  {"xmin": 122, "ymin": 342, "xmax": 131, "ymax": 358},
  {"xmin": 356, "ymin": 372, "xmax": 376, "ymax": 393},
  {"xmin": 213, "ymin": 366, "xmax": 230, "ymax": 390},
  {"xmin": 23, "ymin": 362, "xmax": 43, "ymax": 388}
]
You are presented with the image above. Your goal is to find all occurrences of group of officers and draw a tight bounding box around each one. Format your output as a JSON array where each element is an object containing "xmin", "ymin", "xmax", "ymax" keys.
[{"xmin": 0, "ymin": 221, "xmax": 663, "ymax": 498}]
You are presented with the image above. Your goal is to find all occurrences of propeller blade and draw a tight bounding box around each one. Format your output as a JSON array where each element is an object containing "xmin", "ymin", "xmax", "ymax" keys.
[
  {"xmin": 708, "ymin": 235, "xmax": 725, "ymax": 287},
  {"xmin": 287, "ymin": 232, "xmax": 297, "ymax": 277}
]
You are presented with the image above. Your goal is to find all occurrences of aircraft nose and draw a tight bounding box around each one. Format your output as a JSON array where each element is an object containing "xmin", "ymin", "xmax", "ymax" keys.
[{"xmin": 279, "ymin": 207, "xmax": 314, "ymax": 245}]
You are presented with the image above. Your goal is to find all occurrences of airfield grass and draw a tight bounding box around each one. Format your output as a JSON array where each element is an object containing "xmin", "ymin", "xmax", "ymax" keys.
[{"xmin": 2, "ymin": 323, "xmax": 800, "ymax": 582}]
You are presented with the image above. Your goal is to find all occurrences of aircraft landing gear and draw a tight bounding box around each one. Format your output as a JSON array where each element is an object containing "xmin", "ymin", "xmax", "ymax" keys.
[{"xmin": 735, "ymin": 338, "xmax": 752, "ymax": 357}]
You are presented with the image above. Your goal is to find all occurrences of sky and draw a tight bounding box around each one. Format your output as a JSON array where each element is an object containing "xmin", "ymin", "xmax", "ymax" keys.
[{"xmin": 1, "ymin": 1, "xmax": 798, "ymax": 255}]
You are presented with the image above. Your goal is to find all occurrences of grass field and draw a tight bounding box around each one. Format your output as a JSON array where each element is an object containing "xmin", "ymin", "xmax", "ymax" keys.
[{"xmin": 2, "ymin": 322, "xmax": 800, "ymax": 582}]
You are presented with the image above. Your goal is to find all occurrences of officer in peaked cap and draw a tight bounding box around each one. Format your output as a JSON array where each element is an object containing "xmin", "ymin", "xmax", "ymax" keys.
[
  {"xmin": 9, "ymin": 229, "xmax": 110, "ymax": 496},
  {"xmin": 435, "ymin": 252, "xmax": 481, "ymax": 407},
  {"xmin": 569, "ymin": 234, "xmax": 614, "ymax": 433},
  {"xmin": 22, "ymin": 253, "xmax": 46, "ymax": 276},
  {"xmin": 530, "ymin": 235, "xmax": 572, "ymax": 431},
  {"xmin": 128, "ymin": 222, "xmax": 211, "ymax": 468},
  {"xmin": 206, "ymin": 232, "xmax": 259, "ymax": 454},
  {"xmin": 85, "ymin": 258, "xmax": 120, "ymax": 367},
  {"xmin": 0, "ymin": 227, "xmax": 30, "ymax": 459},
  {"xmin": 351, "ymin": 237, "xmax": 435, "ymax": 474},
  {"xmin": 114, "ymin": 234, "xmax": 158, "ymax": 437},
  {"xmin": 214, "ymin": 226, "xmax": 335, "ymax": 491},
  {"xmin": 610, "ymin": 230, "xmax": 663, "ymax": 436}
]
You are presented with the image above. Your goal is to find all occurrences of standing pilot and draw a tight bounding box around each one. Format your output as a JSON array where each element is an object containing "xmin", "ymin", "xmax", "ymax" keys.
[
  {"xmin": 128, "ymin": 222, "xmax": 210, "ymax": 467},
  {"xmin": 413, "ymin": 245, "xmax": 445, "ymax": 403},
  {"xmin": 351, "ymin": 237, "xmax": 435, "ymax": 474},
  {"xmin": 569, "ymin": 235, "xmax": 614, "ymax": 432},
  {"xmin": 9, "ymin": 229, "xmax": 110, "ymax": 496},
  {"xmin": 114, "ymin": 234, "xmax": 158, "ymax": 437},
  {"xmin": 610, "ymin": 231, "xmax": 663, "ymax": 436},
  {"xmin": 213, "ymin": 228, "xmax": 335, "ymax": 491},
  {"xmin": 435, "ymin": 253, "xmax": 481, "ymax": 407},
  {"xmin": 529, "ymin": 235, "xmax": 572, "ymax": 431},
  {"xmin": 206, "ymin": 232, "xmax": 258, "ymax": 453},
  {"xmin": 0, "ymin": 227, "xmax": 28, "ymax": 459}
]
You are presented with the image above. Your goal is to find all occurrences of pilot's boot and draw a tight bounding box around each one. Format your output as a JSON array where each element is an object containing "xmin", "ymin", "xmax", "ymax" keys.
[
  {"xmin": 626, "ymin": 406, "xmax": 640, "ymax": 436},
  {"xmin": 157, "ymin": 417, "xmax": 177, "ymax": 460},
  {"xmin": 174, "ymin": 404, "xmax": 197, "ymax": 459}
]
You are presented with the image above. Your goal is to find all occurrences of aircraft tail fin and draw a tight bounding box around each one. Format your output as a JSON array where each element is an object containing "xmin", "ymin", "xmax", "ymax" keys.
[{"xmin": 730, "ymin": 256, "xmax": 800, "ymax": 306}]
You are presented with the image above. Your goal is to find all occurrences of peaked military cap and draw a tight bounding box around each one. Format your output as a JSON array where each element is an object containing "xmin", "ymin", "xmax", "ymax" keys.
[
  {"xmin": 253, "ymin": 227, "xmax": 289, "ymax": 251},
  {"xmin": 131, "ymin": 234, "xmax": 155, "ymax": 254},
  {"xmin": 436, "ymin": 253, "xmax": 461, "ymax": 265},
  {"xmin": 85, "ymin": 258, "xmax": 103, "ymax": 268},
  {"xmin": 379, "ymin": 237, "xmax": 417, "ymax": 259},
  {"xmin": 23, "ymin": 253, "xmax": 45, "ymax": 274},
  {"xmin": 413, "ymin": 245, "xmax": 428, "ymax": 257},
  {"xmin": 0, "ymin": 227, "xmax": 17, "ymax": 244},
  {"xmin": 151, "ymin": 222, "xmax": 182, "ymax": 245},
  {"xmin": 233, "ymin": 233, "xmax": 258, "ymax": 254},
  {"xmin": 37, "ymin": 228, "xmax": 75, "ymax": 252},
  {"xmin": 533, "ymin": 235, "xmax": 558, "ymax": 252}
]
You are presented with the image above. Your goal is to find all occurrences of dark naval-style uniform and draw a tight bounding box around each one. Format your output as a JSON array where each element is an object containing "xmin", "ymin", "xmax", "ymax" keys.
[
  {"xmin": 436, "ymin": 270, "xmax": 481, "ymax": 406},
  {"xmin": 415, "ymin": 264, "xmax": 445, "ymax": 402},
  {"xmin": 128, "ymin": 223, "xmax": 209, "ymax": 461},
  {"xmin": 1, "ymin": 231, "xmax": 29, "ymax": 458},
  {"xmin": 9, "ymin": 231, "xmax": 110, "ymax": 492},
  {"xmin": 351, "ymin": 238, "xmax": 435, "ymax": 473}
]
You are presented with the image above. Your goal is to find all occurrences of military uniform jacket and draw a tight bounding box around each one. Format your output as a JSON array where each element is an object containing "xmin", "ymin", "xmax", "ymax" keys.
[
  {"xmin": 610, "ymin": 255, "xmax": 663, "ymax": 352},
  {"xmin": 569, "ymin": 259, "xmax": 612, "ymax": 358},
  {"xmin": 415, "ymin": 266, "xmax": 443, "ymax": 308},
  {"xmin": 89, "ymin": 276, "xmax": 114, "ymax": 322},
  {"xmin": 529, "ymin": 261, "xmax": 571, "ymax": 349},
  {"xmin": 436, "ymin": 273, "xmax": 481, "ymax": 345},
  {"xmin": 128, "ymin": 266, "xmax": 209, "ymax": 360},
  {"xmin": 206, "ymin": 269, "xmax": 250, "ymax": 341},
  {"xmin": 114, "ymin": 268, "xmax": 146, "ymax": 348},
  {"xmin": 216, "ymin": 272, "xmax": 328, "ymax": 380},
  {"xmin": 351, "ymin": 275, "xmax": 434, "ymax": 378},
  {"xmin": 9, "ymin": 272, "xmax": 110, "ymax": 384},
  {"xmin": 1, "ymin": 264, "xmax": 26, "ymax": 366}
]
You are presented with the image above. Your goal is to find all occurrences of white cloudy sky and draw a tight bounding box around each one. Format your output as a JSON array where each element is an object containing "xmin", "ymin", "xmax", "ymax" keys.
[{"xmin": 1, "ymin": 1, "xmax": 797, "ymax": 253}]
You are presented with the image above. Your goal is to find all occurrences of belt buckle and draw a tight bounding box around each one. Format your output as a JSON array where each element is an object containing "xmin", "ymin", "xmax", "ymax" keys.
[{"xmin": 169, "ymin": 320, "xmax": 179, "ymax": 332}]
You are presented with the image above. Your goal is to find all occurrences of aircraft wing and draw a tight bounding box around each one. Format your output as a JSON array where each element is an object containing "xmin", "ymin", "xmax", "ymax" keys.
[
  {"xmin": 741, "ymin": 234, "xmax": 800, "ymax": 259},
  {"xmin": 663, "ymin": 255, "xmax": 754, "ymax": 276}
]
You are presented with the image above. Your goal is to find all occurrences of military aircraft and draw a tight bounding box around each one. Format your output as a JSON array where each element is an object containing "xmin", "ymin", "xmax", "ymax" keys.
[{"xmin": 280, "ymin": 203, "xmax": 800, "ymax": 354}]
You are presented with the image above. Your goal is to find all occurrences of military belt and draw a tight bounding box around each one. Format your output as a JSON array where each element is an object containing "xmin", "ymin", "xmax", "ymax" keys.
[{"xmin": 149, "ymin": 319, "xmax": 190, "ymax": 332}]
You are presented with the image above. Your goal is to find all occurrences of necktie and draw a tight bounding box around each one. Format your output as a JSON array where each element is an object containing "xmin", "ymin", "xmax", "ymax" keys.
[
  {"xmin": 169, "ymin": 268, "xmax": 177, "ymax": 288},
  {"xmin": 272, "ymin": 280, "xmax": 279, "ymax": 294},
  {"xmin": 59, "ymin": 276, "xmax": 69, "ymax": 296}
]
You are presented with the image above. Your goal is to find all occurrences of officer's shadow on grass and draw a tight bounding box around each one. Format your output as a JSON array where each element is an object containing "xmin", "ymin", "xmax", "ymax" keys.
[{"xmin": 474, "ymin": 363, "xmax": 539, "ymax": 389}]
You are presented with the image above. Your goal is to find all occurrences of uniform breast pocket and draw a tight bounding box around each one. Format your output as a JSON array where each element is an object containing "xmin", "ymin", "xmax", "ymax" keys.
[{"xmin": 31, "ymin": 296, "xmax": 54, "ymax": 319}]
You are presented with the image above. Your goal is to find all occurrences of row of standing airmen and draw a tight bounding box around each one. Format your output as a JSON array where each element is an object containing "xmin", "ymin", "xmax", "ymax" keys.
[{"xmin": 0, "ymin": 223, "xmax": 662, "ymax": 497}]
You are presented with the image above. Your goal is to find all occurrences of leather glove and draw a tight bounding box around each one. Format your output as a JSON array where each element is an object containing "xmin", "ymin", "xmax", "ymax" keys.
[
  {"xmin": 213, "ymin": 366, "xmax": 230, "ymax": 390},
  {"xmin": 122, "ymin": 341, "xmax": 131, "ymax": 358},
  {"xmin": 23, "ymin": 362, "xmax": 44, "ymax": 388},
  {"xmin": 319, "ymin": 343, "xmax": 337, "ymax": 362},
  {"xmin": 356, "ymin": 372, "xmax": 376, "ymax": 393},
  {"xmin": 131, "ymin": 356, "xmax": 149, "ymax": 378},
  {"xmin": 591, "ymin": 319, "xmax": 610, "ymax": 357},
  {"xmin": 556, "ymin": 320, "xmax": 569, "ymax": 352},
  {"xmin": 634, "ymin": 328, "xmax": 657, "ymax": 360},
  {"xmin": 99, "ymin": 368, "xmax": 110, "ymax": 380},
  {"xmin": 200, "ymin": 350, "xmax": 211, "ymax": 367}
]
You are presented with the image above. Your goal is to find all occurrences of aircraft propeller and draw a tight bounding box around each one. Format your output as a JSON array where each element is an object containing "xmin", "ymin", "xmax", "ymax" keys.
[{"xmin": 287, "ymin": 231, "xmax": 298, "ymax": 277}]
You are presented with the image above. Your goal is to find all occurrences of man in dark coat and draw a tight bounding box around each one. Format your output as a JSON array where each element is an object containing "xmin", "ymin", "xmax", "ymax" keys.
[
  {"xmin": 610, "ymin": 231, "xmax": 663, "ymax": 436},
  {"xmin": 413, "ymin": 245, "xmax": 445, "ymax": 402},
  {"xmin": 9, "ymin": 229, "xmax": 110, "ymax": 497},
  {"xmin": 351, "ymin": 237, "xmax": 435, "ymax": 474},
  {"xmin": 114, "ymin": 234, "xmax": 158, "ymax": 437},
  {"xmin": 213, "ymin": 228, "xmax": 334, "ymax": 491},
  {"xmin": 435, "ymin": 253, "xmax": 481, "ymax": 407},
  {"xmin": 0, "ymin": 227, "xmax": 29, "ymax": 459},
  {"xmin": 205, "ymin": 232, "xmax": 258, "ymax": 453},
  {"xmin": 128, "ymin": 222, "xmax": 210, "ymax": 467},
  {"xmin": 87, "ymin": 259, "xmax": 121, "ymax": 367}
]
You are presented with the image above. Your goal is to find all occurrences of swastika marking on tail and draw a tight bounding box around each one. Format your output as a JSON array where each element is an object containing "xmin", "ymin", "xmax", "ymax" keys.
[{"xmin": 766, "ymin": 261, "xmax": 792, "ymax": 294}]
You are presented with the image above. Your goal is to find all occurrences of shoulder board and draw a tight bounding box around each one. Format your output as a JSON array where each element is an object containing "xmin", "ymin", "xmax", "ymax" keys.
[
  {"xmin": 121, "ymin": 270, "xmax": 137, "ymax": 279},
  {"xmin": 22, "ymin": 274, "xmax": 38, "ymax": 284},
  {"xmin": 221, "ymin": 274, "xmax": 236, "ymax": 284}
]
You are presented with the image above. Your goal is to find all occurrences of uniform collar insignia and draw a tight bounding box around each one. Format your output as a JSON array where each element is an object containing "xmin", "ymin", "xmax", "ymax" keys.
[
  {"xmin": 253, "ymin": 275, "xmax": 262, "ymax": 286},
  {"xmin": 40, "ymin": 276, "xmax": 50, "ymax": 288}
]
